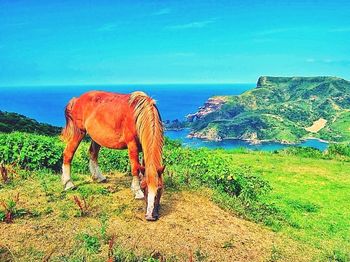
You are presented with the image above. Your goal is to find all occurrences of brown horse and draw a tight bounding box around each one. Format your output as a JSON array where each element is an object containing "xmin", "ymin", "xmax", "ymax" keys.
[{"xmin": 61, "ymin": 90, "xmax": 165, "ymax": 221}]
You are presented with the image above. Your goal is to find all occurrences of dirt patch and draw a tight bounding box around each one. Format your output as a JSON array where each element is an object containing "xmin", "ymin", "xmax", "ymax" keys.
[
  {"xmin": 0, "ymin": 172, "xmax": 312, "ymax": 261},
  {"xmin": 305, "ymin": 118, "xmax": 327, "ymax": 133}
]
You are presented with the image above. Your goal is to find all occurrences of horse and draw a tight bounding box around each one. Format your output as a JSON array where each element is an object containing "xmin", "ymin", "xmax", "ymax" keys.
[{"xmin": 60, "ymin": 90, "xmax": 165, "ymax": 221}]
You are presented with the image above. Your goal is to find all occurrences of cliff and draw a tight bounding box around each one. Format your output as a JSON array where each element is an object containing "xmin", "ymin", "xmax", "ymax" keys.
[
  {"xmin": 188, "ymin": 76, "xmax": 350, "ymax": 143},
  {"xmin": 0, "ymin": 111, "xmax": 61, "ymax": 136},
  {"xmin": 187, "ymin": 96, "xmax": 229, "ymax": 122}
]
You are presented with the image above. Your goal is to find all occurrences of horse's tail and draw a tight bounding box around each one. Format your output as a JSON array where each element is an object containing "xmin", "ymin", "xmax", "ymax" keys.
[
  {"xmin": 129, "ymin": 91, "xmax": 163, "ymax": 166},
  {"xmin": 60, "ymin": 97, "xmax": 79, "ymax": 143}
]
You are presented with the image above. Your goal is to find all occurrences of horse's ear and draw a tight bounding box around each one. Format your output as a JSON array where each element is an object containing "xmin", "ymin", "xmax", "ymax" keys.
[
  {"xmin": 157, "ymin": 165, "xmax": 166, "ymax": 175},
  {"xmin": 139, "ymin": 166, "xmax": 145, "ymax": 175}
]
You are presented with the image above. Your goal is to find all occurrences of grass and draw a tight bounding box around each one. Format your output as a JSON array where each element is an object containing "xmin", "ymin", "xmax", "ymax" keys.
[
  {"xmin": 1, "ymin": 148, "xmax": 350, "ymax": 261},
  {"xmin": 0, "ymin": 170, "xmax": 169, "ymax": 261},
  {"xmin": 0, "ymin": 166, "xmax": 310, "ymax": 261},
  {"xmin": 225, "ymin": 150, "xmax": 350, "ymax": 260}
]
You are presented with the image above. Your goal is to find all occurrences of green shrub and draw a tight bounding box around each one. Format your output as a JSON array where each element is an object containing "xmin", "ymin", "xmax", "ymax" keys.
[
  {"xmin": 0, "ymin": 132, "xmax": 63, "ymax": 171},
  {"xmin": 0, "ymin": 132, "xmax": 274, "ymax": 224},
  {"xmin": 163, "ymin": 146, "xmax": 270, "ymax": 201},
  {"xmin": 327, "ymin": 144, "xmax": 350, "ymax": 158},
  {"xmin": 275, "ymin": 144, "xmax": 350, "ymax": 161},
  {"xmin": 0, "ymin": 132, "xmax": 269, "ymax": 205},
  {"xmin": 276, "ymin": 146, "xmax": 324, "ymax": 159},
  {"xmin": 0, "ymin": 132, "xmax": 130, "ymax": 173}
]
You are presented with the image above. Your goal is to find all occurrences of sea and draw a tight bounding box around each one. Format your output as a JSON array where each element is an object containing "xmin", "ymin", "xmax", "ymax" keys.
[{"xmin": 0, "ymin": 84, "xmax": 328, "ymax": 151}]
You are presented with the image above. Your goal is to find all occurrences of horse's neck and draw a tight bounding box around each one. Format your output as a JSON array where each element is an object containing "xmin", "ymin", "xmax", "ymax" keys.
[
  {"xmin": 141, "ymin": 121, "xmax": 163, "ymax": 169},
  {"xmin": 143, "ymin": 146, "xmax": 162, "ymax": 169}
]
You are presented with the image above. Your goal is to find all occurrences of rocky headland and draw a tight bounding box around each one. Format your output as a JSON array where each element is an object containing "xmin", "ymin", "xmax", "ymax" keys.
[{"xmin": 186, "ymin": 76, "xmax": 350, "ymax": 144}]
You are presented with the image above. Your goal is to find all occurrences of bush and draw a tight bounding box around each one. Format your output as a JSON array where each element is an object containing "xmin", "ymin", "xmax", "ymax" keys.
[
  {"xmin": 0, "ymin": 132, "xmax": 63, "ymax": 171},
  {"xmin": 0, "ymin": 132, "xmax": 274, "ymax": 223},
  {"xmin": 276, "ymin": 146, "xmax": 324, "ymax": 159},
  {"xmin": 275, "ymin": 144, "xmax": 350, "ymax": 161},
  {"xmin": 0, "ymin": 132, "xmax": 130, "ymax": 173},
  {"xmin": 163, "ymin": 145, "xmax": 271, "ymax": 203},
  {"xmin": 0, "ymin": 132, "xmax": 271, "ymax": 201},
  {"xmin": 327, "ymin": 143, "xmax": 350, "ymax": 158}
]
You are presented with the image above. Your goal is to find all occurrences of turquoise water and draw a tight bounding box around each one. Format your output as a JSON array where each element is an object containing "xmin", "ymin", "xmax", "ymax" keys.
[
  {"xmin": 166, "ymin": 129, "xmax": 328, "ymax": 151},
  {"xmin": 0, "ymin": 84, "xmax": 328, "ymax": 151}
]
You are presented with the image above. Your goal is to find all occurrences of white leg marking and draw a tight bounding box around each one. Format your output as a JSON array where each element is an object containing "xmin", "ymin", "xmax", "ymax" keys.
[
  {"xmin": 131, "ymin": 176, "xmax": 144, "ymax": 199},
  {"xmin": 89, "ymin": 159, "xmax": 106, "ymax": 182},
  {"xmin": 62, "ymin": 164, "xmax": 75, "ymax": 190},
  {"xmin": 146, "ymin": 189, "xmax": 156, "ymax": 218}
]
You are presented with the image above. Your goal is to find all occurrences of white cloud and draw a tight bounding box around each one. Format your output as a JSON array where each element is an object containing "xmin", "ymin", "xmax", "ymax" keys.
[
  {"xmin": 255, "ymin": 27, "xmax": 306, "ymax": 36},
  {"xmin": 306, "ymin": 58, "xmax": 350, "ymax": 66},
  {"xmin": 153, "ymin": 8, "xmax": 171, "ymax": 16},
  {"xmin": 167, "ymin": 19, "xmax": 215, "ymax": 30},
  {"xmin": 256, "ymin": 28, "xmax": 293, "ymax": 36},
  {"xmin": 306, "ymin": 58, "xmax": 315, "ymax": 63},
  {"xmin": 97, "ymin": 23, "xmax": 118, "ymax": 32}
]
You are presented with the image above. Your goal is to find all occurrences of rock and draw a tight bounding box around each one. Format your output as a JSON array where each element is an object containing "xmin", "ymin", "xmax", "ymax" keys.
[
  {"xmin": 188, "ymin": 128, "xmax": 222, "ymax": 141},
  {"xmin": 186, "ymin": 96, "xmax": 228, "ymax": 122}
]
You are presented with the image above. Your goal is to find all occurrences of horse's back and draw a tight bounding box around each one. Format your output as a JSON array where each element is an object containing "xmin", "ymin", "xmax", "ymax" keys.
[
  {"xmin": 78, "ymin": 90, "xmax": 129, "ymax": 105},
  {"xmin": 72, "ymin": 90, "xmax": 130, "ymax": 116},
  {"xmin": 69, "ymin": 91, "xmax": 137, "ymax": 148}
]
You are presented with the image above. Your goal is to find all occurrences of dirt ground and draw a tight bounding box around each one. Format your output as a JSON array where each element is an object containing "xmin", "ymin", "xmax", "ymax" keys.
[
  {"xmin": 305, "ymin": 118, "xmax": 327, "ymax": 133},
  {"xmin": 0, "ymin": 172, "xmax": 312, "ymax": 261}
]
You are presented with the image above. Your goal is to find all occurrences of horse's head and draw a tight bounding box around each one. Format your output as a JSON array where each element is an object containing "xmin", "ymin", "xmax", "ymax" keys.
[{"xmin": 140, "ymin": 165, "xmax": 165, "ymax": 221}]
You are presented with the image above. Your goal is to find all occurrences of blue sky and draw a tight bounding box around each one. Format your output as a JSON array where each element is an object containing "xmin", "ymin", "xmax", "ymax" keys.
[{"xmin": 0, "ymin": 0, "xmax": 349, "ymax": 86}]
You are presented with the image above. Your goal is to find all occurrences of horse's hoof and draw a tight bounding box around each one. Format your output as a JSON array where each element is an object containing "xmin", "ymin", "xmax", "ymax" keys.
[
  {"xmin": 145, "ymin": 214, "xmax": 158, "ymax": 221},
  {"xmin": 97, "ymin": 177, "xmax": 107, "ymax": 183},
  {"xmin": 93, "ymin": 175, "xmax": 107, "ymax": 183},
  {"xmin": 64, "ymin": 181, "xmax": 76, "ymax": 191},
  {"xmin": 134, "ymin": 189, "xmax": 145, "ymax": 200}
]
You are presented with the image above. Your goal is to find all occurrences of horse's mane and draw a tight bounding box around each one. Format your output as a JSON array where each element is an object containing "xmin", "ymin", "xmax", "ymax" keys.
[{"xmin": 129, "ymin": 92, "xmax": 164, "ymax": 174}]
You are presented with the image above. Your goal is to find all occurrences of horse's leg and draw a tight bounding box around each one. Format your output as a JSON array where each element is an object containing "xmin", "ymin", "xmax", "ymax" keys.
[
  {"xmin": 62, "ymin": 132, "xmax": 85, "ymax": 190},
  {"xmin": 128, "ymin": 141, "xmax": 144, "ymax": 200},
  {"xmin": 89, "ymin": 140, "xmax": 106, "ymax": 183}
]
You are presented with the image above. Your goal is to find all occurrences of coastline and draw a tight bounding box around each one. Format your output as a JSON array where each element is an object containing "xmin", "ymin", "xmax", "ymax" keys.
[
  {"xmin": 165, "ymin": 129, "xmax": 330, "ymax": 151},
  {"xmin": 302, "ymin": 137, "xmax": 330, "ymax": 144}
]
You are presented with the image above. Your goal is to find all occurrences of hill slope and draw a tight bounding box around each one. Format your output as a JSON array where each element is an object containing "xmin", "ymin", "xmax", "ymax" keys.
[
  {"xmin": 0, "ymin": 171, "xmax": 316, "ymax": 261},
  {"xmin": 0, "ymin": 111, "xmax": 61, "ymax": 136},
  {"xmin": 188, "ymin": 76, "xmax": 350, "ymax": 143}
]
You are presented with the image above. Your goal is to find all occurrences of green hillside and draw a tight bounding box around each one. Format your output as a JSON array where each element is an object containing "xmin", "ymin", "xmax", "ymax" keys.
[
  {"xmin": 188, "ymin": 76, "xmax": 350, "ymax": 143},
  {"xmin": 0, "ymin": 111, "xmax": 61, "ymax": 136}
]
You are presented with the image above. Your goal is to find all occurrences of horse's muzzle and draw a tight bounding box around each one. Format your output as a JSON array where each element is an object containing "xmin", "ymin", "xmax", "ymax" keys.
[
  {"xmin": 145, "ymin": 204, "xmax": 160, "ymax": 221},
  {"xmin": 144, "ymin": 187, "xmax": 162, "ymax": 221}
]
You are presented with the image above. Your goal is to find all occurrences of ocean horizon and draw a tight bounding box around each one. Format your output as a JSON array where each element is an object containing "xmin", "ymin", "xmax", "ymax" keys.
[
  {"xmin": 0, "ymin": 84, "xmax": 254, "ymax": 126},
  {"xmin": 0, "ymin": 84, "xmax": 328, "ymax": 151}
]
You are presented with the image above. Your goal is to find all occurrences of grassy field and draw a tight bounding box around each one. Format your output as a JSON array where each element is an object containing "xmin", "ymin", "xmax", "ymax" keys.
[
  {"xmin": 0, "ymin": 169, "xmax": 310, "ymax": 262},
  {"xmin": 227, "ymin": 151, "xmax": 350, "ymax": 260},
  {"xmin": 0, "ymin": 132, "xmax": 350, "ymax": 261}
]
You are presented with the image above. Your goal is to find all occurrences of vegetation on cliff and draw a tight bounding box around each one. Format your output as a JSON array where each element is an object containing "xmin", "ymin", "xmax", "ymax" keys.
[
  {"xmin": 0, "ymin": 111, "xmax": 61, "ymax": 136},
  {"xmin": 188, "ymin": 76, "xmax": 350, "ymax": 143}
]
